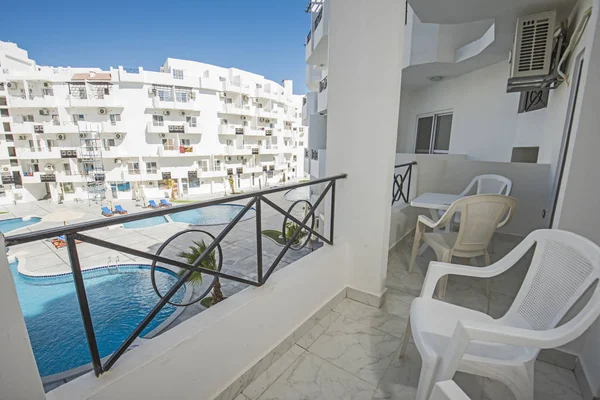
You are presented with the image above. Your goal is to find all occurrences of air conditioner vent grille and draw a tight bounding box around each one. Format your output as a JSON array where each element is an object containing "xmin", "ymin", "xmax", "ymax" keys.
[{"xmin": 511, "ymin": 11, "xmax": 556, "ymax": 79}]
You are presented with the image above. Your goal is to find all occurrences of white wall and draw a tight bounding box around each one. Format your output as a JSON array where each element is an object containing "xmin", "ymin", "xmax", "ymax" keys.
[{"xmin": 553, "ymin": 0, "xmax": 600, "ymax": 395}]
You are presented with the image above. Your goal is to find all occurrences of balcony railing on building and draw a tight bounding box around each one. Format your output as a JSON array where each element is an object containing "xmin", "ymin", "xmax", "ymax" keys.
[
  {"xmin": 319, "ymin": 77, "xmax": 328, "ymax": 93},
  {"xmin": 314, "ymin": 8, "xmax": 323, "ymax": 30}
]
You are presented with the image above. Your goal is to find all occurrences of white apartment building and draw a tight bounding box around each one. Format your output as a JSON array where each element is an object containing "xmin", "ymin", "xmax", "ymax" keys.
[{"xmin": 0, "ymin": 41, "xmax": 307, "ymax": 204}]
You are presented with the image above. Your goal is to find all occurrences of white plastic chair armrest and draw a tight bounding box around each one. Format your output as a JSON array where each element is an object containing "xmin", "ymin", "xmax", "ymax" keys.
[
  {"xmin": 418, "ymin": 214, "xmax": 438, "ymax": 229},
  {"xmin": 420, "ymin": 261, "xmax": 513, "ymax": 298},
  {"xmin": 459, "ymin": 178, "xmax": 477, "ymax": 196}
]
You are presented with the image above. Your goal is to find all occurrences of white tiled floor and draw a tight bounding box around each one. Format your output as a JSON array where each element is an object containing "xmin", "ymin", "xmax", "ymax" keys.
[{"xmin": 240, "ymin": 234, "xmax": 584, "ymax": 400}]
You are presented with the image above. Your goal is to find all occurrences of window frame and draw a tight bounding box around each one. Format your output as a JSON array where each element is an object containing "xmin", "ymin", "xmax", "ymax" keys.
[
  {"xmin": 414, "ymin": 110, "xmax": 453, "ymax": 155},
  {"xmin": 146, "ymin": 161, "xmax": 158, "ymax": 174},
  {"xmin": 127, "ymin": 161, "xmax": 140, "ymax": 175}
]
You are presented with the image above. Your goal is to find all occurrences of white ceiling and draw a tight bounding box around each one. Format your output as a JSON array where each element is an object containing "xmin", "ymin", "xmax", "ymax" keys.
[{"xmin": 403, "ymin": 0, "xmax": 577, "ymax": 89}]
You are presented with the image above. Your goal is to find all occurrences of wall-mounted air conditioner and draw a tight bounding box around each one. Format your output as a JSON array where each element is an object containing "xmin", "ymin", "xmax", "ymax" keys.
[
  {"xmin": 163, "ymin": 110, "xmax": 171, "ymax": 116},
  {"xmin": 39, "ymin": 109, "xmax": 50, "ymax": 116},
  {"xmin": 180, "ymin": 111, "xmax": 186, "ymax": 116},
  {"xmin": 149, "ymin": 88, "xmax": 157, "ymax": 96},
  {"xmin": 18, "ymin": 135, "xmax": 26, "ymax": 140},
  {"xmin": 45, "ymin": 164, "xmax": 54, "ymax": 171},
  {"xmin": 30, "ymin": 159, "xmax": 39, "ymax": 164},
  {"xmin": 98, "ymin": 108, "xmax": 107, "ymax": 115},
  {"xmin": 115, "ymin": 133, "xmax": 122, "ymax": 139},
  {"xmin": 6, "ymin": 82, "xmax": 17, "ymax": 89},
  {"xmin": 57, "ymin": 134, "xmax": 66, "ymax": 140},
  {"xmin": 220, "ymin": 92, "xmax": 227, "ymax": 98},
  {"xmin": 44, "ymin": 82, "xmax": 52, "ymax": 88},
  {"xmin": 259, "ymin": 118, "xmax": 265, "ymax": 122},
  {"xmin": 226, "ymin": 156, "xmax": 232, "ymax": 161},
  {"xmin": 511, "ymin": 11, "xmax": 556, "ymax": 79},
  {"xmin": 79, "ymin": 133, "xmax": 87, "ymax": 139},
  {"xmin": 159, "ymin": 133, "xmax": 167, "ymax": 138},
  {"xmin": 241, "ymin": 116, "xmax": 247, "ymax": 120}
]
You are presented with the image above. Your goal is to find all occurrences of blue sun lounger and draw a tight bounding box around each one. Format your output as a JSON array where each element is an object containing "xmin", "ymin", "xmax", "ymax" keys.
[
  {"xmin": 101, "ymin": 207, "xmax": 114, "ymax": 217},
  {"xmin": 148, "ymin": 200, "xmax": 160, "ymax": 208},
  {"xmin": 160, "ymin": 199, "xmax": 173, "ymax": 207},
  {"xmin": 114, "ymin": 205, "xmax": 128, "ymax": 214}
]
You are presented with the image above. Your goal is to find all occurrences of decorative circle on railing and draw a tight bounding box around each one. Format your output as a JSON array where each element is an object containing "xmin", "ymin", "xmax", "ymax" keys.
[
  {"xmin": 150, "ymin": 229, "xmax": 223, "ymax": 307},
  {"xmin": 281, "ymin": 200, "xmax": 314, "ymax": 250}
]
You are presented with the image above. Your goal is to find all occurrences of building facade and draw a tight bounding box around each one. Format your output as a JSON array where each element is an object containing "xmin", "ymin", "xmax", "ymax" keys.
[{"xmin": 0, "ymin": 41, "xmax": 307, "ymax": 204}]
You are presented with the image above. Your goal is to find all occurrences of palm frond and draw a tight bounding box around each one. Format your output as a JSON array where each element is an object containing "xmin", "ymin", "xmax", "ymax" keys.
[{"xmin": 176, "ymin": 239, "xmax": 218, "ymax": 285}]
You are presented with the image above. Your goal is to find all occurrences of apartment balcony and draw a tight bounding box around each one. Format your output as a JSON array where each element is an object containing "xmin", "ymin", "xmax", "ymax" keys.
[
  {"xmin": 198, "ymin": 169, "xmax": 226, "ymax": 178},
  {"xmin": 244, "ymin": 128, "xmax": 267, "ymax": 137},
  {"xmin": 8, "ymin": 94, "xmax": 58, "ymax": 108},
  {"xmin": 18, "ymin": 148, "xmax": 64, "ymax": 160},
  {"xmin": 309, "ymin": 148, "xmax": 327, "ymax": 179},
  {"xmin": 306, "ymin": 65, "xmax": 324, "ymax": 93},
  {"xmin": 67, "ymin": 94, "xmax": 121, "ymax": 108},
  {"xmin": 261, "ymin": 145, "xmax": 280, "ymax": 154},
  {"xmin": 218, "ymin": 124, "xmax": 245, "ymax": 136},
  {"xmin": 55, "ymin": 171, "xmax": 85, "ymax": 183},
  {"xmin": 256, "ymin": 108, "xmax": 276, "ymax": 120},
  {"xmin": 223, "ymin": 145, "xmax": 252, "ymax": 156},
  {"xmin": 146, "ymin": 122, "xmax": 197, "ymax": 135},
  {"xmin": 306, "ymin": 2, "xmax": 329, "ymax": 66},
  {"xmin": 199, "ymin": 77, "xmax": 222, "ymax": 91},
  {"xmin": 100, "ymin": 121, "xmax": 126, "ymax": 133},
  {"xmin": 219, "ymin": 103, "xmax": 253, "ymax": 116},
  {"xmin": 151, "ymin": 96, "xmax": 200, "ymax": 111},
  {"xmin": 317, "ymin": 76, "xmax": 328, "ymax": 114}
]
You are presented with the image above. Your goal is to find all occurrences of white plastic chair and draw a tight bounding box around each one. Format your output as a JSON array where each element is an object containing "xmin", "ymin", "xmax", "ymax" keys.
[
  {"xmin": 401, "ymin": 229, "xmax": 600, "ymax": 400},
  {"xmin": 438, "ymin": 175, "xmax": 513, "ymax": 229},
  {"xmin": 429, "ymin": 381, "xmax": 471, "ymax": 400},
  {"xmin": 410, "ymin": 194, "xmax": 518, "ymax": 298}
]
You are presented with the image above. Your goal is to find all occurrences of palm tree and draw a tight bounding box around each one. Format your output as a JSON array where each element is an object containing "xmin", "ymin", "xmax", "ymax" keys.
[{"xmin": 177, "ymin": 239, "xmax": 225, "ymax": 306}]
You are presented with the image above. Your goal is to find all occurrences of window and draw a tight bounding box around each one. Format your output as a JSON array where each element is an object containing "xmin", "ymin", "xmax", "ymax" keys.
[
  {"xmin": 46, "ymin": 139, "xmax": 56, "ymax": 151},
  {"xmin": 23, "ymin": 115, "xmax": 34, "ymax": 122},
  {"xmin": 51, "ymin": 114, "xmax": 59, "ymax": 125},
  {"xmin": 61, "ymin": 182, "xmax": 75, "ymax": 194},
  {"xmin": 186, "ymin": 116, "xmax": 197, "ymax": 127},
  {"xmin": 0, "ymin": 83, "xmax": 4, "ymax": 91},
  {"xmin": 10, "ymin": 159, "xmax": 18, "ymax": 167},
  {"xmin": 63, "ymin": 162, "xmax": 72, "ymax": 176},
  {"xmin": 153, "ymin": 115, "xmax": 164, "ymax": 126},
  {"xmin": 162, "ymin": 138, "xmax": 176, "ymax": 151},
  {"xmin": 189, "ymin": 177, "xmax": 200, "ymax": 188},
  {"xmin": 200, "ymin": 159, "xmax": 209, "ymax": 172},
  {"xmin": 146, "ymin": 161, "xmax": 158, "ymax": 174},
  {"xmin": 0, "ymin": 109, "xmax": 9, "ymax": 117},
  {"xmin": 213, "ymin": 159, "xmax": 221, "ymax": 171},
  {"xmin": 73, "ymin": 114, "xmax": 85, "ymax": 122},
  {"xmin": 109, "ymin": 114, "xmax": 121, "ymax": 124},
  {"xmin": 103, "ymin": 138, "xmax": 115, "ymax": 150},
  {"xmin": 3, "ymin": 122, "xmax": 10, "ymax": 132},
  {"xmin": 5, "ymin": 134, "xmax": 13, "ymax": 142},
  {"xmin": 226, "ymin": 139, "xmax": 234, "ymax": 146},
  {"xmin": 28, "ymin": 163, "xmax": 40, "ymax": 173},
  {"xmin": 0, "ymin": 97, "xmax": 6, "ymax": 106},
  {"xmin": 174, "ymin": 88, "xmax": 190, "ymax": 102},
  {"xmin": 172, "ymin": 69, "xmax": 184, "ymax": 80},
  {"xmin": 415, "ymin": 112, "xmax": 453, "ymax": 154},
  {"xmin": 155, "ymin": 86, "xmax": 173, "ymax": 101},
  {"xmin": 180, "ymin": 139, "xmax": 191, "ymax": 146},
  {"xmin": 42, "ymin": 88, "xmax": 54, "ymax": 96},
  {"xmin": 128, "ymin": 161, "xmax": 140, "ymax": 175},
  {"xmin": 29, "ymin": 140, "xmax": 36, "ymax": 152}
]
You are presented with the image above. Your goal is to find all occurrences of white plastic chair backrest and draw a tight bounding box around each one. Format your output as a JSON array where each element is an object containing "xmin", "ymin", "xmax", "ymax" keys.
[
  {"xmin": 438, "ymin": 195, "xmax": 518, "ymax": 254},
  {"xmin": 429, "ymin": 381, "xmax": 471, "ymax": 400},
  {"xmin": 500, "ymin": 230, "xmax": 600, "ymax": 341},
  {"xmin": 460, "ymin": 174, "xmax": 512, "ymax": 196}
]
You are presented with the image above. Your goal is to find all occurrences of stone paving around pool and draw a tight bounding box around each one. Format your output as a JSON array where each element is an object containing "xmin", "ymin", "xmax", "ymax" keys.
[{"xmin": 1, "ymin": 188, "xmax": 316, "ymax": 335}]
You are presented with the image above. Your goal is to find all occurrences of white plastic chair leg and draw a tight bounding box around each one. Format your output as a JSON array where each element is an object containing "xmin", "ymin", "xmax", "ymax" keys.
[
  {"xmin": 410, "ymin": 223, "xmax": 424, "ymax": 273},
  {"xmin": 436, "ymin": 252, "xmax": 452, "ymax": 298},
  {"xmin": 416, "ymin": 360, "xmax": 440, "ymax": 400},
  {"xmin": 484, "ymin": 251, "xmax": 491, "ymax": 298}
]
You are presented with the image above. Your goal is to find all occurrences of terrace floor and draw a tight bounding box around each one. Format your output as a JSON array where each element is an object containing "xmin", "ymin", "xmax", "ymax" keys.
[{"xmin": 236, "ymin": 233, "xmax": 584, "ymax": 400}]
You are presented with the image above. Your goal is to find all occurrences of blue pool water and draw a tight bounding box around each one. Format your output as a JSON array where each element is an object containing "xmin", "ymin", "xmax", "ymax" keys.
[
  {"xmin": 9, "ymin": 261, "xmax": 185, "ymax": 377},
  {"xmin": 122, "ymin": 216, "xmax": 169, "ymax": 229},
  {"xmin": 0, "ymin": 217, "xmax": 42, "ymax": 233},
  {"xmin": 171, "ymin": 204, "xmax": 255, "ymax": 226}
]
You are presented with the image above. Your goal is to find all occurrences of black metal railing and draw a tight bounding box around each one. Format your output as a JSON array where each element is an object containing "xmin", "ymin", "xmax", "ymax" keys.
[
  {"xmin": 4, "ymin": 174, "xmax": 346, "ymax": 377},
  {"xmin": 306, "ymin": 30, "xmax": 312, "ymax": 45},
  {"xmin": 319, "ymin": 76, "xmax": 328, "ymax": 93},
  {"xmin": 314, "ymin": 8, "xmax": 323, "ymax": 30},
  {"xmin": 392, "ymin": 162, "xmax": 416, "ymax": 205}
]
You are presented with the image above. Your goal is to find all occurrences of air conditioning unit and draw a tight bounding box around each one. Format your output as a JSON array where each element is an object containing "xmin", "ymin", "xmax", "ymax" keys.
[
  {"xmin": 79, "ymin": 133, "xmax": 87, "ymax": 139},
  {"xmin": 510, "ymin": 11, "xmax": 556, "ymax": 79},
  {"xmin": 220, "ymin": 92, "xmax": 227, "ymax": 98},
  {"xmin": 115, "ymin": 133, "xmax": 122, "ymax": 139},
  {"xmin": 18, "ymin": 135, "xmax": 26, "ymax": 140},
  {"xmin": 149, "ymin": 88, "xmax": 157, "ymax": 96},
  {"xmin": 57, "ymin": 134, "xmax": 66, "ymax": 140},
  {"xmin": 225, "ymin": 156, "xmax": 232, "ymax": 161},
  {"xmin": 6, "ymin": 82, "xmax": 17, "ymax": 89},
  {"xmin": 159, "ymin": 133, "xmax": 167, "ymax": 138},
  {"xmin": 98, "ymin": 108, "xmax": 107, "ymax": 114},
  {"xmin": 222, "ymin": 119, "xmax": 228, "ymax": 125},
  {"xmin": 254, "ymin": 98, "xmax": 259, "ymax": 103},
  {"xmin": 241, "ymin": 116, "xmax": 247, "ymax": 120},
  {"xmin": 39, "ymin": 109, "xmax": 50, "ymax": 116},
  {"xmin": 30, "ymin": 159, "xmax": 39, "ymax": 164},
  {"xmin": 265, "ymin": 119, "xmax": 271, "ymax": 123},
  {"xmin": 114, "ymin": 158, "xmax": 122, "ymax": 163},
  {"xmin": 43, "ymin": 82, "xmax": 52, "ymax": 88},
  {"xmin": 2, "ymin": 166, "xmax": 9, "ymax": 172},
  {"xmin": 180, "ymin": 111, "xmax": 186, "ymax": 116},
  {"xmin": 163, "ymin": 110, "xmax": 171, "ymax": 116},
  {"xmin": 190, "ymin": 92, "xmax": 196, "ymax": 100},
  {"xmin": 45, "ymin": 164, "xmax": 54, "ymax": 171},
  {"xmin": 259, "ymin": 118, "xmax": 265, "ymax": 122},
  {"xmin": 242, "ymin": 95, "xmax": 249, "ymax": 101}
]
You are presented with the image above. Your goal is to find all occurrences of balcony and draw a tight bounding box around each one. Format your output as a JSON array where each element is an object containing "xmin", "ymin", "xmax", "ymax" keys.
[
  {"xmin": 67, "ymin": 93, "xmax": 120, "ymax": 108},
  {"xmin": 9, "ymin": 94, "xmax": 58, "ymax": 108},
  {"xmin": 219, "ymin": 103, "xmax": 253, "ymax": 116},
  {"xmin": 310, "ymin": 148, "xmax": 327, "ymax": 178},
  {"xmin": 146, "ymin": 121, "xmax": 196, "ymax": 135},
  {"xmin": 256, "ymin": 108, "xmax": 276, "ymax": 120},
  {"xmin": 317, "ymin": 76, "xmax": 328, "ymax": 114},
  {"xmin": 151, "ymin": 96, "xmax": 200, "ymax": 111},
  {"xmin": 306, "ymin": 3, "xmax": 329, "ymax": 66},
  {"xmin": 100, "ymin": 121, "xmax": 126, "ymax": 133}
]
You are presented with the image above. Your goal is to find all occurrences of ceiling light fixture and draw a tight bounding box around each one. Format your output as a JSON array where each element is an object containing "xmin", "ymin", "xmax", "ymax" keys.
[{"xmin": 428, "ymin": 76, "xmax": 444, "ymax": 82}]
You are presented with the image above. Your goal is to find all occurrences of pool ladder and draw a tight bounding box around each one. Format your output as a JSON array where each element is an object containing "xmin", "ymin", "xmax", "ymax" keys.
[{"xmin": 107, "ymin": 256, "xmax": 120, "ymax": 274}]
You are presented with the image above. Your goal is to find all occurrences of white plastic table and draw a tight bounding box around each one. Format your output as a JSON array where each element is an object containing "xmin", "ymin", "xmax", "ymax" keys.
[{"xmin": 410, "ymin": 192, "xmax": 464, "ymax": 254}]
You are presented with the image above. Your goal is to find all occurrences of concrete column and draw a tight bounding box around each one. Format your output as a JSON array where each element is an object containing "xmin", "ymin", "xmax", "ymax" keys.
[
  {"xmin": 0, "ymin": 236, "xmax": 45, "ymax": 399},
  {"xmin": 326, "ymin": 0, "xmax": 404, "ymax": 297}
]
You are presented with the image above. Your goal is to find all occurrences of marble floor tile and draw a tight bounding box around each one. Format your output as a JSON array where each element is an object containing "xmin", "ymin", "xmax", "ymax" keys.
[
  {"xmin": 382, "ymin": 289, "xmax": 415, "ymax": 318},
  {"xmin": 258, "ymin": 352, "xmax": 376, "ymax": 400},
  {"xmin": 372, "ymin": 343, "xmax": 421, "ymax": 400},
  {"xmin": 439, "ymin": 281, "xmax": 489, "ymax": 314},
  {"xmin": 243, "ymin": 345, "xmax": 306, "ymax": 399},
  {"xmin": 297, "ymin": 311, "xmax": 341, "ymax": 349},
  {"xmin": 386, "ymin": 266, "xmax": 425, "ymax": 296},
  {"xmin": 334, "ymin": 299, "xmax": 408, "ymax": 339},
  {"xmin": 308, "ymin": 314, "xmax": 402, "ymax": 385}
]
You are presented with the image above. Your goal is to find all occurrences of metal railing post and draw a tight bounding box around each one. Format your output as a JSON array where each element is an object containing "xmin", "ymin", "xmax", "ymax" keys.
[
  {"xmin": 330, "ymin": 180, "xmax": 336, "ymax": 243},
  {"xmin": 255, "ymin": 196, "xmax": 263, "ymax": 283},
  {"xmin": 66, "ymin": 234, "xmax": 103, "ymax": 377}
]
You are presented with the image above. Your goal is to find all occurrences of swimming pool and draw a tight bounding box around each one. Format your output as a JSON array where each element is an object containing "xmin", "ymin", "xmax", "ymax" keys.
[
  {"xmin": 0, "ymin": 217, "xmax": 42, "ymax": 233},
  {"xmin": 122, "ymin": 216, "xmax": 169, "ymax": 229},
  {"xmin": 171, "ymin": 204, "xmax": 255, "ymax": 226},
  {"xmin": 10, "ymin": 261, "xmax": 185, "ymax": 377}
]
